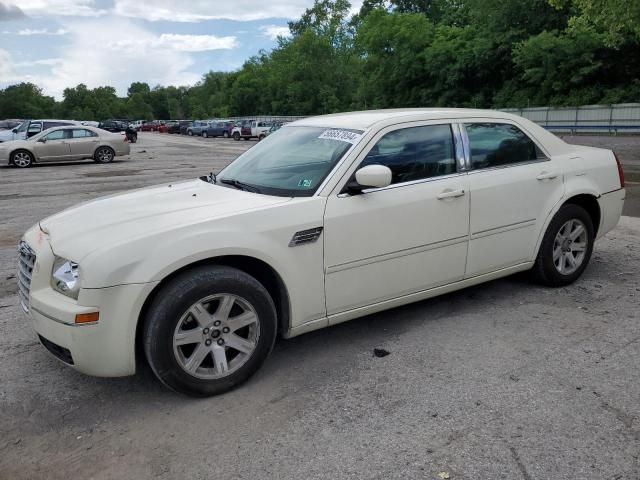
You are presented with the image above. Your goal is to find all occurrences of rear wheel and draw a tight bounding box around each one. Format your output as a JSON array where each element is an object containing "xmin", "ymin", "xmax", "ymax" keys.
[
  {"xmin": 223, "ymin": 131, "xmax": 230, "ymax": 138},
  {"xmin": 94, "ymin": 146, "xmax": 115, "ymax": 163},
  {"xmin": 11, "ymin": 150, "xmax": 34, "ymax": 168},
  {"xmin": 532, "ymin": 204, "xmax": 594, "ymax": 287},
  {"xmin": 143, "ymin": 266, "xmax": 277, "ymax": 397}
]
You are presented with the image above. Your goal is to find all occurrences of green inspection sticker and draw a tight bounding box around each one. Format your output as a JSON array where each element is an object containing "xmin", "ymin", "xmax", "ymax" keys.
[{"xmin": 298, "ymin": 179, "xmax": 313, "ymax": 188}]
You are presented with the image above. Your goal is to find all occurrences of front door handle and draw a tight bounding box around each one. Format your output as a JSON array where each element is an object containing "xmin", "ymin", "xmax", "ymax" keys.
[
  {"xmin": 537, "ymin": 171, "xmax": 558, "ymax": 181},
  {"xmin": 437, "ymin": 189, "xmax": 466, "ymax": 200}
]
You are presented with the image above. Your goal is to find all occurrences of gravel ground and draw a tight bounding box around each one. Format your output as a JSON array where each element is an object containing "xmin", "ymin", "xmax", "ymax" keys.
[{"xmin": 0, "ymin": 133, "xmax": 638, "ymax": 480}]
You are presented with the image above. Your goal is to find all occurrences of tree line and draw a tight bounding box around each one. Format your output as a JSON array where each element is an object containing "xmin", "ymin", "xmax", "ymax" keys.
[{"xmin": 1, "ymin": 0, "xmax": 639, "ymax": 121}]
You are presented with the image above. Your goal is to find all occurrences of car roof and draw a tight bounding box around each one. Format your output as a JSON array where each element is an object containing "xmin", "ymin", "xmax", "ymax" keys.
[
  {"xmin": 31, "ymin": 119, "xmax": 79, "ymax": 123},
  {"xmin": 44, "ymin": 125, "xmax": 102, "ymax": 132},
  {"xmin": 289, "ymin": 108, "xmax": 534, "ymax": 130},
  {"xmin": 288, "ymin": 108, "xmax": 571, "ymax": 154}
]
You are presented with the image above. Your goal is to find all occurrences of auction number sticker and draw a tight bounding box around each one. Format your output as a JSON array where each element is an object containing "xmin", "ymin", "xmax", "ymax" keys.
[{"xmin": 318, "ymin": 129, "xmax": 363, "ymax": 144}]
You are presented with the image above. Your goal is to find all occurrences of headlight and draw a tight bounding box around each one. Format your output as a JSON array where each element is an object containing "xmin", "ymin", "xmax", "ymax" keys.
[{"xmin": 51, "ymin": 257, "xmax": 80, "ymax": 299}]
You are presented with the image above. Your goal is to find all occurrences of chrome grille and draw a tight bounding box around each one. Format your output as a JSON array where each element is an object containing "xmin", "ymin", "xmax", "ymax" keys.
[{"xmin": 17, "ymin": 241, "xmax": 36, "ymax": 313}]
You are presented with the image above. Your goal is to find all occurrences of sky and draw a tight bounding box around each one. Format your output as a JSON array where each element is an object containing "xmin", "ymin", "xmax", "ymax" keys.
[{"xmin": 0, "ymin": 0, "xmax": 362, "ymax": 99}]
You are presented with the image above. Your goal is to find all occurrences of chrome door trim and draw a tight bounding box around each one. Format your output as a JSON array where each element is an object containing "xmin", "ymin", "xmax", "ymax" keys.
[{"xmin": 336, "ymin": 171, "xmax": 468, "ymax": 198}]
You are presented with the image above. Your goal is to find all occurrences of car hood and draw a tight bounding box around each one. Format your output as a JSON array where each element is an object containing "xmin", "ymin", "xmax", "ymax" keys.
[{"xmin": 40, "ymin": 179, "xmax": 291, "ymax": 261}]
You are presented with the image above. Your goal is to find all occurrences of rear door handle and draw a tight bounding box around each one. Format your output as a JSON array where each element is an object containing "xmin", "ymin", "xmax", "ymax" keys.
[
  {"xmin": 437, "ymin": 189, "xmax": 466, "ymax": 200},
  {"xmin": 537, "ymin": 171, "xmax": 558, "ymax": 181}
]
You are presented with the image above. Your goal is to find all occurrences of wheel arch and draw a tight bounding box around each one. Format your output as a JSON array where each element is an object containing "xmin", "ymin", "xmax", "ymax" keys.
[
  {"xmin": 9, "ymin": 147, "xmax": 36, "ymax": 164},
  {"xmin": 563, "ymin": 193, "xmax": 601, "ymax": 236},
  {"xmin": 94, "ymin": 144, "xmax": 115, "ymax": 156},
  {"xmin": 532, "ymin": 192, "xmax": 601, "ymax": 260},
  {"xmin": 135, "ymin": 254, "xmax": 291, "ymax": 366}
]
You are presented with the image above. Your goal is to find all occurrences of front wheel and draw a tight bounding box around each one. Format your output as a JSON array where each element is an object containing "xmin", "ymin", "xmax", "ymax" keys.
[
  {"xmin": 532, "ymin": 204, "xmax": 594, "ymax": 287},
  {"xmin": 188, "ymin": 130, "xmax": 193, "ymax": 136},
  {"xmin": 233, "ymin": 132, "xmax": 240, "ymax": 141},
  {"xmin": 202, "ymin": 131, "xmax": 208, "ymax": 138},
  {"xmin": 12, "ymin": 150, "xmax": 34, "ymax": 168},
  {"xmin": 143, "ymin": 266, "xmax": 277, "ymax": 397},
  {"xmin": 223, "ymin": 131, "xmax": 229, "ymax": 138}
]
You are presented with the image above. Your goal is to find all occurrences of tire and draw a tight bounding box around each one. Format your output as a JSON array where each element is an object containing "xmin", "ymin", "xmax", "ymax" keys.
[
  {"xmin": 233, "ymin": 132, "xmax": 240, "ymax": 141},
  {"xmin": 258, "ymin": 135, "xmax": 265, "ymax": 141},
  {"xmin": 202, "ymin": 131, "xmax": 208, "ymax": 138},
  {"xmin": 532, "ymin": 204, "xmax": 594, "ymax": 287},
  {"xmin": 188, "ymin": 130, "xmax": 193, "ymax": 136},
  {"xmin": 11, "ymin": 149, "xmax": 34, "ymax": 168},
  {"xmin": 223, "ymin": 131, "xmax": 229, "ymax": 138},
  {"xmin": 94, "ymin": 146, "xmax": 115, "ymax": 163},
  {"xmin": 143, "ymin": 265, "xmax": 277, "ymax": 397}
]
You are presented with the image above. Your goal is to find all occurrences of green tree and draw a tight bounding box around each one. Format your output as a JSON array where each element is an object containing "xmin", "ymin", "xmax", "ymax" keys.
[{"xmin": 550, "ymin": 0, "xmax": 640, "ymax": 46}]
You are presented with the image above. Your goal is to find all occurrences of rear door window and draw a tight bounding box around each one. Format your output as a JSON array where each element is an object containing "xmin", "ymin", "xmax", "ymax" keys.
[
  {"xmin": 72, "ymin": 129, "xmax": 98, "ymax": 138},
  {"xmin": 465, "ymin": 123, "xmax": 546, "ymax": 169}
]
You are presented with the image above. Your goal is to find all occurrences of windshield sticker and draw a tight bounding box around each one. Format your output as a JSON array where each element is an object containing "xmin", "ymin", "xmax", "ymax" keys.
[
  {"xmin": 318, "ymin": 129, "xmax": 363, "ymax": 144},
  {"xmin": 298, "ymin": 179, "xmax": 313, "ymax": 188}
]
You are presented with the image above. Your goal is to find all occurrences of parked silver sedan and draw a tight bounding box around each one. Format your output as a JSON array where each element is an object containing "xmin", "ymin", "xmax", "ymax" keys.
[{"xmin": 2, "ymin": 125, "xmax": 130, "ymax": 168}]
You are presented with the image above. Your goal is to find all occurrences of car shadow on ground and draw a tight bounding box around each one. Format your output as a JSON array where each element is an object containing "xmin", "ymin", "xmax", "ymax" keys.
[{"xmin": 0, "ymin": 160, "xmax": 129, "ymax": 169}]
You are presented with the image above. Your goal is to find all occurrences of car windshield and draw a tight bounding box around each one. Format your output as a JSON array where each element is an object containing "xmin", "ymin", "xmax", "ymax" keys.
[
  {"xmin": 16, "ymin": 122, "xmax": 28, "ymax": 133},
  {"xmin": 217, "ymin": 126, "xmax": 363, "ymax": 197}
]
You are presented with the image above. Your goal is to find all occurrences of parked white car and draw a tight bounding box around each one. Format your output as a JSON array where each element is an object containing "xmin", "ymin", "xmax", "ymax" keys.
[{"xmin": 18, "ymin": 109, "xmax": 625, "ymax": 396}]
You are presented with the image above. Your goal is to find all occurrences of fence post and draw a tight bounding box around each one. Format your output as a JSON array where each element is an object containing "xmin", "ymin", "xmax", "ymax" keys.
[
  {"xmin": 608, "ymin": 104, "xmax": 614, "ymax": 135},
  {"xmin": 545, "ymin": 106, "xmax": 550, "ymax": 127}
]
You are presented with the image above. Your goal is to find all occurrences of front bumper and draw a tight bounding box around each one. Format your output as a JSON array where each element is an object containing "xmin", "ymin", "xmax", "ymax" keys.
[{"xmin": 21, "ymin": 227, "xmax": 157, "ymax": 377}]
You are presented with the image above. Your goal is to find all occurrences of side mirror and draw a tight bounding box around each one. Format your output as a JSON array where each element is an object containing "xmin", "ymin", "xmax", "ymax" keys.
[
  {"xmin": 38, "ymin": 137, "xmax": 47, "ymax": 143},
  {"xmin": 347, "ymin": 164, "xmax": 392, "ymax": 194}
]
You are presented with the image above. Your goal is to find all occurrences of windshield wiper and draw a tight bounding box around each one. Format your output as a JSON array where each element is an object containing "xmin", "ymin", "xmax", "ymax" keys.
[{"xmin": 219, "ymin": 178, "xmax": 262, "ymax": 193}]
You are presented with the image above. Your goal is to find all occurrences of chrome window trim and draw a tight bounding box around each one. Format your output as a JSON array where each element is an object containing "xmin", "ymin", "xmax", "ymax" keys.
[
  {"xmin": 452, "ymin": 123, "xmax": 468, "ymax": 172},
  {"xmin": 466, "ymin": 157, "xmax": 551, "ymax": 175}
]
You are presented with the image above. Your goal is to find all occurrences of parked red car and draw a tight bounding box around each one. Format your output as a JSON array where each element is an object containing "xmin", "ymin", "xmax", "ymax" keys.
[{"xmin": 139, "ymin": 122, "xmax": 161, "ymax": 132}]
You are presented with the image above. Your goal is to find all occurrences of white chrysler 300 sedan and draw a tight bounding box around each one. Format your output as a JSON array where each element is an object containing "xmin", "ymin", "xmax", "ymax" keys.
[{"xmin": 18, "ymin": 109, "xmax": 625, "ymax": 396}]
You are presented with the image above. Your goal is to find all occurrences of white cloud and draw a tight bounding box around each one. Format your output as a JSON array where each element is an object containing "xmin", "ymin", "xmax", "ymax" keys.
[
  {"xmin": 15, "ymin": 57, "xmax": 63, "ymax": 67},
  {"xmin": 6, "ymin": 0, "xmax": 106, "ymax": 17},
  {"xmin": 0, "ymin": 48, "xmax": 37, "ymax": 83},
  {"xmin": 107, "ymin": 33, "xmax": 238, "ymax": 52},
  {"xmin": 260, "ymin": 25, "xmax": 290, "ymax": 40},
  {"xmin": 31, "ymin": 19, "xmax": 236, "ymax": 98},
  {"xmin": 114, "ymin": 0, "xmax": 320, "ymax": 22},
  {"xmin": 18, "ymin": 28, "xmax": 68, "ymax": 35}
]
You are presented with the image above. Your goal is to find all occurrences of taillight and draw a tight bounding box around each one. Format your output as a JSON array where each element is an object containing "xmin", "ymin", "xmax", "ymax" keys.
[{"xmin": 614, "ymin": 152, "xmax": 625, "ymax": 188}]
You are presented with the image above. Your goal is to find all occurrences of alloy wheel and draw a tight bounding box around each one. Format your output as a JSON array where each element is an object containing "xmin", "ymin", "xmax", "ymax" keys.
[
  {"xmin": 172, "ymin": 294, "xmax": 260, "ymax": 379},
  {"xmin": 553, "ymin": 219, "xmax": 588, "ymax": 275},
  {"xmin": 97, "ymin": 148, "xmax": 113, "ymax": 162},
  {"xmin": 13, "ymin": 151, "xmax": 32, "ymax": 167}
]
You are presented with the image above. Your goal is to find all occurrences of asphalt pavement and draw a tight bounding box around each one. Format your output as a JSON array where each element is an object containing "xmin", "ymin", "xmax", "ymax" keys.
[{"xmin": 0, "ymin": 133, "xmax": 638, "ymax": 480}]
